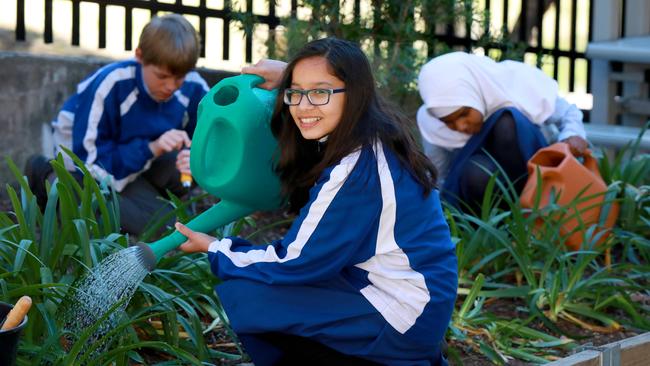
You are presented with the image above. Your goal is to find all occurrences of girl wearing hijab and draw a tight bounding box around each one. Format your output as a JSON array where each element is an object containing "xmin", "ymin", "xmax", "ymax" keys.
[{"xmin": 416, "ymin": 52, "xmax": 588, "ymax": 210}]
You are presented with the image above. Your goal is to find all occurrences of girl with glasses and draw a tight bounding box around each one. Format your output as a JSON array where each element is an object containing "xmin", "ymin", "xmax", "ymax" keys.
[{"xmin": 175, "ymin": 37, "xmax": 457, "ymax": 366}]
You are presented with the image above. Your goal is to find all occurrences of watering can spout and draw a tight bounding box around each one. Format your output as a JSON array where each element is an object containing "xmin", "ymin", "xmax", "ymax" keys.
[{"xmin": 137, "ymin": 73, "xmax": 284, "ymax": 269}]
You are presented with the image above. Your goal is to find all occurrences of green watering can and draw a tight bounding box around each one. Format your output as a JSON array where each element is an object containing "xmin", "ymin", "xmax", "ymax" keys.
[{"xmin": 137, "ymin": 74, "xmax": 283, "ymax": 270}]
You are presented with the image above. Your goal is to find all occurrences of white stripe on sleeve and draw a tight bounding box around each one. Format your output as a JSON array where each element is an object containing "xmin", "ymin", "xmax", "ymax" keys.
[
  {"xmin": 174, "ymin": 90, "xmax": 190, "ymax": 108},
  {"xmin": 213, "ymin": 151, "xmax": 361, "ymax": 267},
  {"xmin": 185, "ymin": 71, "xmax": 210, "ymax": 92},
  {"xmin": 82, "ymin": 66, "xmax": 136, "ymax": 166},
  {"xmin": 120, "ymin": 88, "xmax": 139, "ymax": 116},
  {"xmin": 355, "ymin": 143, "xmax": 430, "ymax": 334}
]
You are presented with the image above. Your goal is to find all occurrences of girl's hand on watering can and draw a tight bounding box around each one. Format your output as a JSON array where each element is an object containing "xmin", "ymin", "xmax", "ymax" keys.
[
  {"xmin": 149, "ymin": 129, "xmax": 191, "ymax": 157},
  {"xmin": 241, "ymin": 59, "xmax": 287, "ymax": 90},
  {"xmin": 175, "ymin": 222, "xmax": 216, "ymax": 253},
  {"xmin": 176, "ymin": 149, "xmax": 191, "ymax": 175},
  {"xmin": 562, "ymin": 136, "xmax": 589, "ymax": 157}
]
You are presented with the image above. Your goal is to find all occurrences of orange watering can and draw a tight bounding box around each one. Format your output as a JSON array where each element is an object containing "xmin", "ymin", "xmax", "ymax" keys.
[{"xmin": 520, "ymin": 142, "xmax": 619, "ymax": 250}]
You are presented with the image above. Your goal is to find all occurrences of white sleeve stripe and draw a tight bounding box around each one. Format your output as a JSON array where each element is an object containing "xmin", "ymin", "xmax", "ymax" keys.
[
  {"xmin": 212, "ymin": 150, "xmax": 362, "ymax": 267},
  {"xmin": 82, "ymin": 66, "xmax": 136, "ymax": 166},
  {"xmin": 208, "ymin": 240, "xmax": 221, "ymax": 253},
  {"xmin": 77, "ymin": 65, "xmax": 110, "ymax": 94},
  {"xmin": 356, "ymin": 142, "xmax": 430, "ymax": 334},
  {"xmin": 120, "ymin": 88, "xmax": 139, "ymax": 116},
  {"xmin": 185, "ymin": 71, "xmax": 210, "ymax": 92},
  {"xmin": 174, "ymin": 90, "xmax": 190, "ymax": 107},
  {"xmin": 85, "ymin": 159, "xmax": 153, "ymax": 192}
]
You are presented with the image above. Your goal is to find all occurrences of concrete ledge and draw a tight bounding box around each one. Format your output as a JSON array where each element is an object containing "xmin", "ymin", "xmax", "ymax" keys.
[
  {"xmin": 586, "ymin": 36, "xmax": 650, "ymax": 64},
  {"xmin": 547, "ymin": 350, "xmax": 601, "ymax": 366},
  {"xmin": 0, "ymin": 51, "xmax": 234, "ymax": 186},
  {"xmin": 585, "ymin": 123, "xmax": 649, "ymax": 150}
]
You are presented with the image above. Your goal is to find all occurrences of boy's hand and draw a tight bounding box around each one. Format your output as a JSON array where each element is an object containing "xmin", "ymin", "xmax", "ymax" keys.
[
  {"xmin": 242, "ymin": 59, "xmax": 287, "ymax": 90},
  {"xmin": 175, "ymin": 222, "xmax": 216, "ymax": 253},
  {"xmin": 176, "ymin": 149, "xmax": 191, "ymax": 175},
  {"xmin": 149, "ymin": 129, "xmax": 191, "ymax": 157},
  {"xmin": 562, "ymin": 136, "xmax": 589, "ymax": 157}
]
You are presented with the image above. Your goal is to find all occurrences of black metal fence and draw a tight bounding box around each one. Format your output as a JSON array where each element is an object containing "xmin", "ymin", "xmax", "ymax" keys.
[
  {"xmin": 13, "ymin": 0, "xmax": 593, "ymax": 93},
  {"xmin": 15, "ymin": 0, "xmax": 287, "ymax": 64}
]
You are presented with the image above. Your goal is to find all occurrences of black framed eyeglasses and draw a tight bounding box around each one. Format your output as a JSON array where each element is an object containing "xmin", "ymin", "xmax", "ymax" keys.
[{"xmin": 283, "ymin": 88, "xmax": 346, "ymax": 106}]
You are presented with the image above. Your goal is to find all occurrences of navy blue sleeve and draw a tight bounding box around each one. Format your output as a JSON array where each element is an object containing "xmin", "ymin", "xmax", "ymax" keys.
[
  {"xmin": 72, "ymin": 77, "xmax": 153, "ymax": 179},
  {"xmin": 207, "ymin": 151, "xmax": 382, "ymax": 284},
  {"xmin": 184, "ymin": 72, "xmax": 210, "ymax": 139},
  {"xmin": 184, "ymin": 86, "xmax": 206, "ymax": 139}
]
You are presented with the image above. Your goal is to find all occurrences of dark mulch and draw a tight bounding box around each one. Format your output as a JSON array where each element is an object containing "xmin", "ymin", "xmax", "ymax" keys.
[
  {"xmin": 449, "ymin": 327, "xmax": 639, "ymax": 366},
  {"xmin": 0, "ymin": 193, "xmax": 12, "ymax": 212},
  {"xmin": 447, "ymin": 296, "xmax": 644, "ymax": 365}
]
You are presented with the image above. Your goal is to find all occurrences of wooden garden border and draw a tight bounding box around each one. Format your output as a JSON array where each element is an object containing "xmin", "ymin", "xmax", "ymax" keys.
[{"xmin": 547, "ymin": 332, "xmax": 650, "ymax": 366}]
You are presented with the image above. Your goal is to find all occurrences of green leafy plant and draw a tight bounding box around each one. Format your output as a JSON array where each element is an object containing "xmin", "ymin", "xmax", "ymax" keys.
[
  {"xmin": 445, "ymin": 143, "xmax": 649, "ymax": 363},
  {"xmin": 597, "ymin": 123, "xmax": 650, "ymax": 265},
  {"xmin": 0, "ymin": 152, "xmax": 250, "ymax": 365},
  {"xmin": 249, "ymin": 0, "xmax": 527, "ymax": 113}
]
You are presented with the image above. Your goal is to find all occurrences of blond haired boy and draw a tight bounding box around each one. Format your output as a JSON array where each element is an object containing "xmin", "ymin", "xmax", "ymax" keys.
[{"xmin": 27, "ymin": 14, "xmax": 209, "ymax": 235}]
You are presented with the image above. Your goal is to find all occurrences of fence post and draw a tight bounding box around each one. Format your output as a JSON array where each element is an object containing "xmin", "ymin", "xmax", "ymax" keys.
[
  {"xmin": 589, "ymin": 0, "xmax": 622, "ymax": 125},
  {"xmin": 621, "ymin": 0, "xmax": 650, "ymax": 126}
]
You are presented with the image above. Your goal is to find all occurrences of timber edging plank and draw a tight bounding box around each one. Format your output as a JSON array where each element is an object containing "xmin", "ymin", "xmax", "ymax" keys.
[{"xmin": 546, "ymin": 332, "xmax": 650, "ymax": 366}]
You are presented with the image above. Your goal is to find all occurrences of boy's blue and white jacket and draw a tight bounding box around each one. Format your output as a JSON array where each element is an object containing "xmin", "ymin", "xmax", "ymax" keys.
[
  {"xmin": 207, "ymin": 142, "xmax": 458, "ymax": 362},
  {"xmin": 51, "ymin": 59, "xmax": 209, "ymax": 191}
]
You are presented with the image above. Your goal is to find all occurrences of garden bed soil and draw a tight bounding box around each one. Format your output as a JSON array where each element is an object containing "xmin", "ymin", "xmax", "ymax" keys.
[
  {"xmin": 0, "ymin": 195, "xmax": 9, "ymax": 212},
  {"xmin": 173, "ymin": 207, "xmax": 645, "ymax": 366},
  {"xmin": 0, "ymin": 194, "xmax": 645, "ymax": 365},
  {"xmin": 449, "ymin": 297, "xmax": 643, "ymax": 365},
  {"xmin": 451, "ymin": 328, "xmax": 641, "ymax": 366}
]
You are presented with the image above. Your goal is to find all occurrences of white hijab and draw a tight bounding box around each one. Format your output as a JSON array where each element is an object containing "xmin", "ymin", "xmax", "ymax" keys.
[{"xmin": 417, "ymin": 52, "xmax": 558, "ymax": 149}]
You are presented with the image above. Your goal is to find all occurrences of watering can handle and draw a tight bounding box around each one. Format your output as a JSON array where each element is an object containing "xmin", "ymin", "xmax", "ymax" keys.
[
  {"xmin": 147, "ymin": 200, "xmax": 254, "ymax": 261},
  {"xmin": 581, "ymin": 149, "xmax": 600, "ymax": 174},
  {"xmin": 237, "ymin": 73, "xmax": 268, "ymax": 92},
  {"xmin": 556, "ymin": 142, "xmax": 598, "ymax": 173}
]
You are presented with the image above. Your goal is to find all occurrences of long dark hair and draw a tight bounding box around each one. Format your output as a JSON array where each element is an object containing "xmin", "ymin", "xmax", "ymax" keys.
[{"xmin": 271, "ymin": 37, "xmax": 437, "ymax": 212}]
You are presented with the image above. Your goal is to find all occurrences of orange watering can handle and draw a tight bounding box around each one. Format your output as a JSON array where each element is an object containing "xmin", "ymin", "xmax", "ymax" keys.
[
  {"xmin": 580, "ymin": 148, "xmax": 601, "ymax": 175},
  {"xmin": 555, "ymin": 142, "xmax": 598, "ymax": 174}
]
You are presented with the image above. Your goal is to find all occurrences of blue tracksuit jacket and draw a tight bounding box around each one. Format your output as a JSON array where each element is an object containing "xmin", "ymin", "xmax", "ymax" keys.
[
  {"xmin": 208, "ymin": 142, "xmax": 458, "ymax": 365},
  {"xmin": 51, "ymin": 59, "xmax": 209, "ymax": 191}
]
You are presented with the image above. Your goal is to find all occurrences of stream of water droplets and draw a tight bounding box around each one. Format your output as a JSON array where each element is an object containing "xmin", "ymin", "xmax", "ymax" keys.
[{"xmin": 59, "ymin": 246, "xmax": 150, "ymax": 355}]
